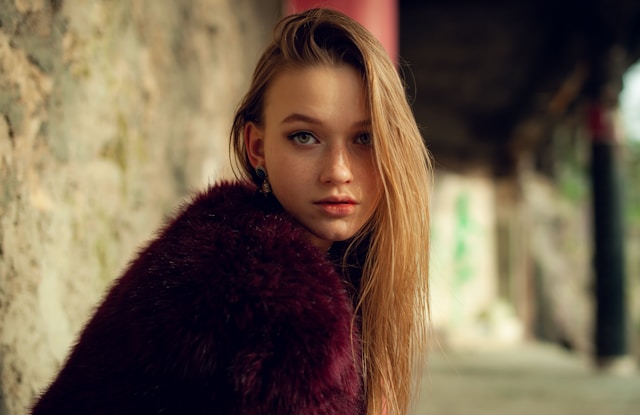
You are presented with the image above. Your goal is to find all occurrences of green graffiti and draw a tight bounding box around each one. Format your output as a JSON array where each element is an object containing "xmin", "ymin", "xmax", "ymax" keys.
[{"xmin": 452, "ymin": 192, "xmax": 480, "ymax": 325}]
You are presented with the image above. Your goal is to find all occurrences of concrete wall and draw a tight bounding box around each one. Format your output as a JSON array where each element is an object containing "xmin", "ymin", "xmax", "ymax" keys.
[
  {"xmin": 430, "ymin": 170, "xmax": 523, "ymax": 349},
  {"xmin": 0, "ymin": 0, "xmax": 280, "ymax": 413},
  {"xmin": 429, "ymin": 167, "xmax": 594, "ymax": 353}
]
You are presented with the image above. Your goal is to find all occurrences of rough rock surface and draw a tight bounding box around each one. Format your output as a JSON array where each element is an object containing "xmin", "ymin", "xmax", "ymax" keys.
[{"xmin": 0, "ymin": 1, "xmax": 279, "ymax": 413}]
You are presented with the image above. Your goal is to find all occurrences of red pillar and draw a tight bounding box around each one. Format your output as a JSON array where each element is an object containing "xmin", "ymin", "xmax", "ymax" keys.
[{"xmin": 284, "ymin": 0, "xmax": 398, "ymax": 63}]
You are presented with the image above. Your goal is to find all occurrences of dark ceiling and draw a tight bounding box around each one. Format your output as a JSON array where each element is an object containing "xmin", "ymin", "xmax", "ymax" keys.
[{"xmin": 400, "ymin": 0, "xmax": 640, "ymax": 173}]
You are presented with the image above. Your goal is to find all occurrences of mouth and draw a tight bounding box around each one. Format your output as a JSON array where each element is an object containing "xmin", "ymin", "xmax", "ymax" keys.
[
  {"xmin": 314, "ymin": 197, "xmax": 357, "ymax": 216},
  {"xmin": 314, "ymin": 197, "xmax": 357, "ymax": 206}
]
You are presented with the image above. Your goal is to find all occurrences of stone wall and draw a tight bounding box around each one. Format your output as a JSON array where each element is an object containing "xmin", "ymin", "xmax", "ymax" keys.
[{"xmin": 0, "ymin": 0, "xmax": 280, "ymax": 413}]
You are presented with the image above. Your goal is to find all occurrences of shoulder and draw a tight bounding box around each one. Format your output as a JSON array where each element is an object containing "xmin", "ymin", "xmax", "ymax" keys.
[
  {"xmin": 158, "ymin": 180, "xmax": 297, "ymax": 247},
  {"xmin": 117, "ymin": 179, "xmax": 353, "ymax": 334},
  {"xmin": 140, "ymin": 181, "xmax": 320, "ymax": 277},
  {"xmin": 114, "ymin": 180, "xmax": 343, "ymax": 320},
  {"xmin": 112, "ymin": 180, "xmax": 359, "ymax": 395}
]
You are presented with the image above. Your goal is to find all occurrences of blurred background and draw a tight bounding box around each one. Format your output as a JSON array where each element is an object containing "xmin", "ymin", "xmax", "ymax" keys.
[{"xmin": 0, "ymin": 0, "xmax": 639, "ymax": 414}]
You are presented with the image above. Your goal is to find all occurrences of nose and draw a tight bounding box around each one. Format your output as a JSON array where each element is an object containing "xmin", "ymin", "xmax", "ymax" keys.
[{"xmin": 319, "ymin": 144, "xmax": 353, "ymax": 184}]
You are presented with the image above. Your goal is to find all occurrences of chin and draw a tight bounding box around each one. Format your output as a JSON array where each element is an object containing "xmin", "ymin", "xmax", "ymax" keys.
[{"xmin": 316, "ymin": 230, "xmax": 356, "ymax": 244}]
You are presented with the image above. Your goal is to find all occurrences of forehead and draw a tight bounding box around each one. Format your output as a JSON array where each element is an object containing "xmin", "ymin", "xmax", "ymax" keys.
[{"xmin": 263, "ymin": 64, "xmax": 368, "ymax": 121}]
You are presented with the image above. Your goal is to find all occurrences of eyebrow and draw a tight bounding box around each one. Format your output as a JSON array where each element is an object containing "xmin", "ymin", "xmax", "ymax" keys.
[
  {"xmin": 281, "ymin": 113, "xmax": 322, "ymax": 125},
  {"xmin": 280, "ymin": 113, "xmax": 372, "ymax": 129}
]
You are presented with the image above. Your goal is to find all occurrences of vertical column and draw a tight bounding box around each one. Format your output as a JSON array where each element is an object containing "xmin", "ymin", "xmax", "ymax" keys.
[
  {"xmin": 581, "ymin": 2, "xmax": 635, "ymax": 370},
  {"xmin": 587, "ymin": 98, "xmax": 629, "ymax": 368},
  {"xmin": 284, "ymin": 0, "xmax": 398, "ymax": 62}
]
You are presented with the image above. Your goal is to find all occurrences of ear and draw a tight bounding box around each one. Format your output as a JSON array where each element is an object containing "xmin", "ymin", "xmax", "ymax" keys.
[{"xmin": 244, "ymin": 122, "xmax": 265, "ymax": 169}]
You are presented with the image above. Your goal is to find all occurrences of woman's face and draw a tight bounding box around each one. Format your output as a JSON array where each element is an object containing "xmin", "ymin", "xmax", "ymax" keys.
[{"xmin": 246, "ymin": 64, "xmax": 381, "ymax": 250}]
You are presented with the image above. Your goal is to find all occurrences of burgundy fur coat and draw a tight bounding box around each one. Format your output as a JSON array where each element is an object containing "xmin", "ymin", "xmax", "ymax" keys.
[{"xmin": 32, "ymin": 182, "xmax": 364, "ymax": 414}]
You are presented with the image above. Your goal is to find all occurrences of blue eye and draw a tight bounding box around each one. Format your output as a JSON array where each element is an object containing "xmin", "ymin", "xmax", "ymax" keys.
[
  {"xmin": 288, "ymin": 131, "xmax": 318, "ymax": 145},
  {"xmin": 355, "ymin": 133, "xmax": 372, "ymax": 145}
]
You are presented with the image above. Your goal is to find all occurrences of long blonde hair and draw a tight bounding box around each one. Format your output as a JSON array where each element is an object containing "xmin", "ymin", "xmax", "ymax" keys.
[{"xmin": 230, "ymin": 9, "xmax": 432, "ymax": 415}]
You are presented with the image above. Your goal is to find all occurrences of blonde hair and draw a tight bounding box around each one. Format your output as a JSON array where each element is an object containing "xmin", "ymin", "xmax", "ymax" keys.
[{"xmin": 230, "ymin": 9, "xmax": 432, "ymax": 415}]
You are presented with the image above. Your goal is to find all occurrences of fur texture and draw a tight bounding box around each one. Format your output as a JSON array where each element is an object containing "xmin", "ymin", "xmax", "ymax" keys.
[{"xmin": 32, "ymin": 182, "xmax": 363, "ymax": 414}]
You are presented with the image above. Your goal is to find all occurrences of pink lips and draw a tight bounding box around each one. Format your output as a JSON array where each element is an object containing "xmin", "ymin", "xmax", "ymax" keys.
[{"xmin": 314, "ymin": 196, "xmax": 357, "ymax": 216}]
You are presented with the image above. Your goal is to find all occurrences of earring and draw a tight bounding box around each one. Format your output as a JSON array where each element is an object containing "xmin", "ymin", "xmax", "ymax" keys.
[{"xmin": 255, "ymin": 166, "xmax": 272, "ymax": 195}]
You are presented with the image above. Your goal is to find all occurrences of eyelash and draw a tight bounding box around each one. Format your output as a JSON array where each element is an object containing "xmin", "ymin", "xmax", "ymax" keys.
[
  {"xmin": 287, "ymin": 131, "xmax": 373, "ymax": 146},
  {"xmin": 288, "ymin": 131, "xmax": 318, "ymax": 145}
]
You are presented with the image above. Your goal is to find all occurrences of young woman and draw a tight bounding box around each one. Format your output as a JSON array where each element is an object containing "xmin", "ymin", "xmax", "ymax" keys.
[{"xmin": 32, "ymin": 8, "xmax": 432, "ymax": 415}]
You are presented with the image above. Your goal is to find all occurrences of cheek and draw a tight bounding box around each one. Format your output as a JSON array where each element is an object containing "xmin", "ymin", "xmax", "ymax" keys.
[
  {"xmin": 263, "ymin": 143, "xmax": 290, "ymax": 180},
  {"xmin": 367, "ymin": 170, "xmax": 384, "ymax": 218},
  {"xmin": 266, "ymin": 157, "xmax": 311, "ymax": 200},
  {"xmin": 359, "ymin": 158, "xmax": 382, "ymax": 196}
]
